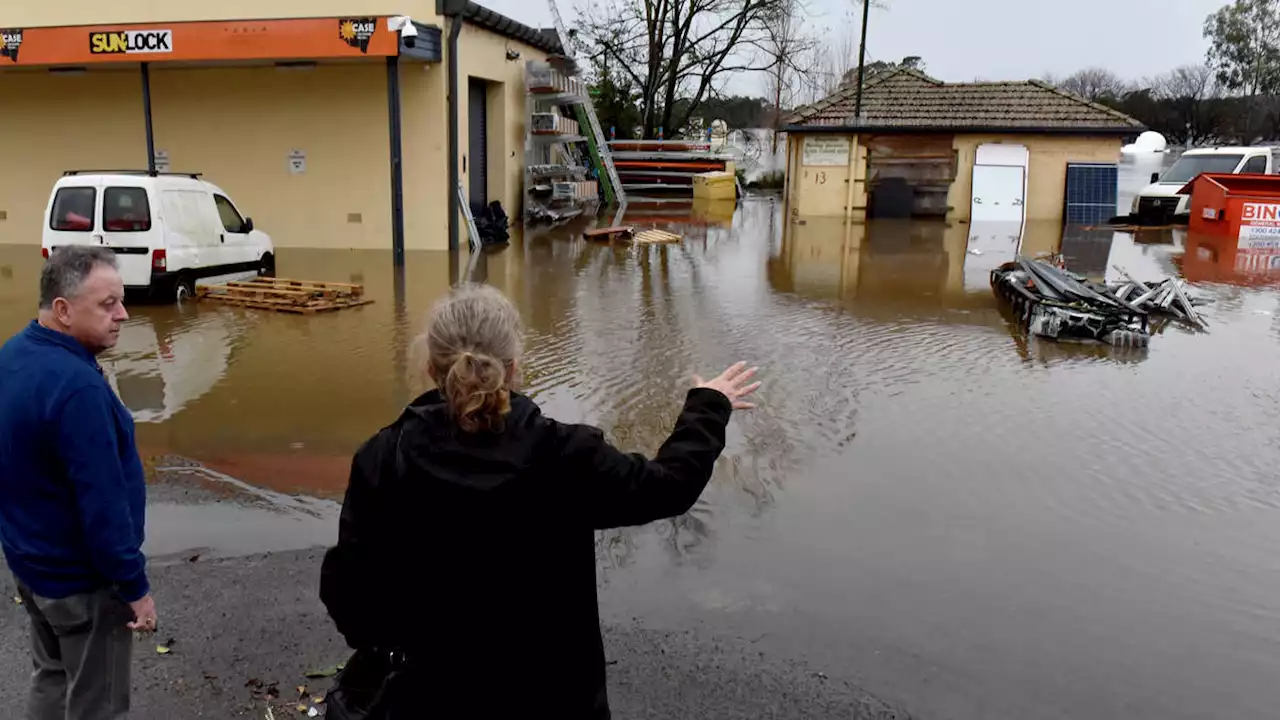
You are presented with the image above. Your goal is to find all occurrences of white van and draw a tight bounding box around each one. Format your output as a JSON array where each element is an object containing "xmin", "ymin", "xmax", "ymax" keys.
[
  {"xmin": 1131, "ymin": 147, "xmax": 1280, "ymax": 224},
  {"xmin": 42, "ymin": 171, "xmax": 275, "ymax": 301}
]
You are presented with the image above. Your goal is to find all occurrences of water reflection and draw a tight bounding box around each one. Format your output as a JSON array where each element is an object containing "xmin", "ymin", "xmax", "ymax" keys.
[
  {"xmin": 6, "ymin": 187, "xmax": 1280, "ymax": 717},
  {"xmin": 103, "ymin": 309, "xmax": 250, "ymax": 424}
]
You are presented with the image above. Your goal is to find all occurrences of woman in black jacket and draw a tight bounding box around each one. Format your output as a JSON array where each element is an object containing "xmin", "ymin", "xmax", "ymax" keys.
[{"xmin": 319, "ymin": 283, "xmax": 758, "ymax": 719}]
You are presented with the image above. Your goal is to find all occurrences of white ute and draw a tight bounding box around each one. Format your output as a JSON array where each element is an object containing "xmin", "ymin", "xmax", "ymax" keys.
[
  {"xmin": 42, "ymin": 170, "xmax": 275, "ymax": 301},
  {"xmin": 1132, "ymin": 147, "xmax": 1280, "ymax": 224}
]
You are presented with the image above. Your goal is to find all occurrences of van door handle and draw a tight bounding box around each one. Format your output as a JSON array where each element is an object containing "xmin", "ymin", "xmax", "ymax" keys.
[
  {"xmin": 92, "ymin": 234, "xmax": 104, "ymax": 244},
  {"xmin": 220, "ymin": 234, "xmax": 225, "ymax": 243}
]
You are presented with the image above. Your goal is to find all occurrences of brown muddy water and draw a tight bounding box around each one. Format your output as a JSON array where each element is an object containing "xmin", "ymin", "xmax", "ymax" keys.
[{"xmin": 4, "ymin": 165, "xmax": 1280, "ymax": 718}]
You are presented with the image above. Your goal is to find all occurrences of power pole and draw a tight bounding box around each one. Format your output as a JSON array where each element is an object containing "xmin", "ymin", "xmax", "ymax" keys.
[{"xmin": 853, "ymin": 0, "xmax": 871, "ymax": 123}]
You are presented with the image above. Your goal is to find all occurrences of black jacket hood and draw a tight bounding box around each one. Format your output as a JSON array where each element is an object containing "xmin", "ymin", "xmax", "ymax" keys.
[{"xmin": 396, "ymin": 389, "xmax": 549, "ymax": 492}]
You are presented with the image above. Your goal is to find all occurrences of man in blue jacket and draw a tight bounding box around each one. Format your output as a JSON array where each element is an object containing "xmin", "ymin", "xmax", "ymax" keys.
[{"xmin": 0, "ymin": 246, "xmax": 156, "ymax": 720}]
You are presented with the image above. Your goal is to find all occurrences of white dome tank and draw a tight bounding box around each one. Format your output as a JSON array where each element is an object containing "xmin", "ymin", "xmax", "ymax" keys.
[{"xmin": 1123, "ymin": 131, "xmax": 1168, "ymax": 154}]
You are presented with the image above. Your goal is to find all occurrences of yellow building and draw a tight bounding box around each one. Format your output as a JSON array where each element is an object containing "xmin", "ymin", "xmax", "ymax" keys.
[
  {"xmin": 0, "ymin": 1, "xmax": 557, "ymax": 252},
  {"xmin": 782, "ymin": 68, "xmax": 1145, "ymax": 225}
]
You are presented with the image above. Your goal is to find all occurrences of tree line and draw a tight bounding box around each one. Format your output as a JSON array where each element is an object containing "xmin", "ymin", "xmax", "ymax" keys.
[
  {"xmin": 1013, "ymin": 0, "xmax": 1280, "ymax": 146},
  {"xmin": 578, "ymin": 0, "xmax": 1280, "ymax": 146}
]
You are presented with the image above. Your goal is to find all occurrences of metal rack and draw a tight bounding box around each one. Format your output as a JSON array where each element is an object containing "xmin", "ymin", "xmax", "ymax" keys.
[{"xmin": 523, "ymin": 59, "xmax": 602, "ymax": 223}]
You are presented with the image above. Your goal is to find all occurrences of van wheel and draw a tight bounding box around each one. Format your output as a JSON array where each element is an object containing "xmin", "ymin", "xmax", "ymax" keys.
[
  {"xmin": 258, "ymin": 253, "xmax": 276, "ymax": 277},
  {"xmin": 174, "ymin": 275, "xmax": 196, "ymax": 304}
]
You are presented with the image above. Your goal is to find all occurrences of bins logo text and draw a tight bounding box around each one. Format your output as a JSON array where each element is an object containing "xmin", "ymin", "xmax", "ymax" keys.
[
  {"xmin": 1, "ymin": 29, "xmax": 22, "ymax": 63},
  {"xmin": 1243, "ymin": 203, "xmax": 1280, "ymax": 226},
  {"xmin": 338, "ymin": 18, "xmax": 376, "ymax": 53},
  {"xmin": 89, "ymin": 30, "xmax": 173, "ymax": 55}
]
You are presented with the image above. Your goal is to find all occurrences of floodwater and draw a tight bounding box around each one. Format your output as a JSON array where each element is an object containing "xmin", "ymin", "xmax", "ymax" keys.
[{"xmin": 4, "ymin": 157, "xmax": 1280, "ymax": 718}]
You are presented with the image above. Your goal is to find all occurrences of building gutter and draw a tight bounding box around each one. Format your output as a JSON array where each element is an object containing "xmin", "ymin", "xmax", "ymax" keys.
[
  {"xmin": 141, "ymin": 63, "xmax": 156, "ymax": 172},
  {"xmin": 443, "ymin": 0, "xmax": 465, "ymax": 253},
  {"xmin": 387, "ymin": 56, "xmax": 405, "ymax": 266}
]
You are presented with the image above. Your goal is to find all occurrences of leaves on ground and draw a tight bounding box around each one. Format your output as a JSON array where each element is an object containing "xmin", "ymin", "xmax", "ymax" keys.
[
  {"xmin": 12, "ymin": 596, "xmax": 21, "ymax": 605},
  {"xmin": 304, "ymin": 662, "xmax": 345, "ymax": 679},
  {"xmin": 156, "ymin": 645, "xmax": 172, "ymax": 655}
]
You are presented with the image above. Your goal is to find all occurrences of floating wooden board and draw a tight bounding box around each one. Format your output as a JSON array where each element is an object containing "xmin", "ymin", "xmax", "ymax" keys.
[
  {"xmin": 583, "ymin": 225, "xmax": 634, "ymax": 240},
  {"xmin": 197, "ymin": 277, "xmax": 371, "ymax": 314},
  {"xmin": 633, "ymin": 229, "xmax": 683, "ymax": 244}
]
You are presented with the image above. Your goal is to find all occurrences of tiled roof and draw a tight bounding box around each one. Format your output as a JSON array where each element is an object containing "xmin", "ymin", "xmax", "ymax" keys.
[{"xmin": 784, "ymin": 67, "xmax": 1144, "ymax": 134}]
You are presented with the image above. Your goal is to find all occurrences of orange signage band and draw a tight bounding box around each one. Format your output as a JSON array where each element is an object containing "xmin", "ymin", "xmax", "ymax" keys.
[{"xmin": 0, "ymin": 17, "xmax": 399, "ymax": 67}]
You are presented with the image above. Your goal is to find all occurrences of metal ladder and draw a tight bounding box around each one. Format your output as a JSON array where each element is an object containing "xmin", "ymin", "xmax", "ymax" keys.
[
  {"xmin": 457, "ymin": 180, "xmax": 482, "ymax": 252},
  {"xmin": 546, "ymin": 0, "xmax": 627, "ymax": 205}
]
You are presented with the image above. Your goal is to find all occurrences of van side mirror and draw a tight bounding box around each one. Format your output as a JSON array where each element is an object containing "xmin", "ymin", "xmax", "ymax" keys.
[
  {"xmin": 242, "ymin": 217, "xmax": 254, "ymax": 233},
  {"xmin": 1151, "ymin": 172, "xmax": 1161, "ymax": 184}
]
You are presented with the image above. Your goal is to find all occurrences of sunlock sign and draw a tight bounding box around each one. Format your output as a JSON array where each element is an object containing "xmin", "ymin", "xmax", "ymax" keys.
[{"xmin": 89, "ymin": 30, "xmax": 173, "ymax": 55}]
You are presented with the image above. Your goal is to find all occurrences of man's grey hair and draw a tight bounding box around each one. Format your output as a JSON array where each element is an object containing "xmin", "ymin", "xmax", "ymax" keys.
[{"xmin": 39, "ymin": 246, "xmax": 119, "ymax": 310}]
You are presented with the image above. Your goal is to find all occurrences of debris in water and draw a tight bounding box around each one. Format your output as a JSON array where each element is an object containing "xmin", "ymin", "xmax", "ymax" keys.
[
  {"xmin": 308, "ymin": 708, "xmax": 320, "ymax": 718},
  {"xmin": 991, "ymin": 258, "xmax": 1211, "ymax": 347}
]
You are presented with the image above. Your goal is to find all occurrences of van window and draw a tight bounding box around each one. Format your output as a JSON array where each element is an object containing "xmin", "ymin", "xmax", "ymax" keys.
[
  {"xmin": 214, "ymin": 195, "xmax": 246, "ymax": 233},
  {"xmin": 1244, "ymin": 155, "xmax": 1269, "ymax": 174},
  {"xmin": 103, "ymin": 187, "xmax": 152, "ymax": 232},
  {"xmin": 50, "ymin": 187, "xmax": 96, "ymax": 232}
]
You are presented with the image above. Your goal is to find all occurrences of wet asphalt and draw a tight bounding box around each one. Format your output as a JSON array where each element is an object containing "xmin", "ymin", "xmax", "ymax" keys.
[{"xmin": 0, "ymin": 550, "xmax": 910, "ymax": 719}]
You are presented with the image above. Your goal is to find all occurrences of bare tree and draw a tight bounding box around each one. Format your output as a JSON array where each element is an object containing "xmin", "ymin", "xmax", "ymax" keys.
[
  {"xmin": 1052, "ymin": 67, "xmax": 1131, "ymax": 102},
  {"xmin": 795, "ymin": 10, "xmax": 857, "ymax": 104},
  {"xmin": 760, "ymin": 0, "xmax": 817, "ymax": 151},
  {"xmin": 579, "ymin": 0, "xmax": 784, "ymax": 138},
  {"xmin": 1150, "ymin": 64, "xmax": 1223, "ymax": 144},
  {"xmin": 1152, "ymin": 64, "xmax": 1216, "ymax": 101}
]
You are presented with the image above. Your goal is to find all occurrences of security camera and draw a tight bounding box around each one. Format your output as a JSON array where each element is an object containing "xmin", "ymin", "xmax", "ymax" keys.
[{"xmin": 401, "ymin": 23, "xmax": 419, "ymax": 39}]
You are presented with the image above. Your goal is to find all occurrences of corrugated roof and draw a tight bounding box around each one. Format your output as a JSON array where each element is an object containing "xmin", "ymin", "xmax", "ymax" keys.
[{"xmin": 785, "ymin": 67, "xmax": 1144, "ymax": 134}]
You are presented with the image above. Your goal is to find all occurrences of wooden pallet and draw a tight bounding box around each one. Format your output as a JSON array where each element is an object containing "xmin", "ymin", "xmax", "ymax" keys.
[
  {"xmin": 633, "ymin": 229, "xmax": 683, "ymax": 244},
  {"xmin": 197, "ymin": 277, "xmax": 373, "ymax": 314},
  {"xmin": 583, "ymin": 225, "xmax": 635, "ymax": 241}
]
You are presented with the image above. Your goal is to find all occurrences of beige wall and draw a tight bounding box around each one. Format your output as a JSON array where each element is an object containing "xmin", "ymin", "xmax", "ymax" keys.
[
  {"xmin": 949, "ymin": 134, "xmax": 1123, "ymax": 223},
  {"xmin": 399, "ymin": 58, "xmax": 448, "ymax": 250},
  {"xmin": 778, "ymin": 133, "xmax": 870, "ymax": 219},
  {"xmin": 785, "ymin": 134, "xmax": 866, "ymax": 219},
  {"xmin": 0, "ymin": 68, "xmax": 148, "ymax": 245},
  {"xmin": 455, "ymin": 22, "xmax": 548, "ymax": 224},
  {"xmin": 3, "ymin": 0, "xmax": 439, "ymax": 28},
  {"xmin": 151, "ymin": 63, "xmax": 392, "ymax": 250},
  {"xmin": 787, "ymin": 131, "xmax": 1122, "ymax": 224}
]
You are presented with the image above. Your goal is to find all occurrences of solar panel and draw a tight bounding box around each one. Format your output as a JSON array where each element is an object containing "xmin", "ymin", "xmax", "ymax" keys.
[{"xmin": 1064, "ymin": 163, "xmax": 1118, "ymax": 225}]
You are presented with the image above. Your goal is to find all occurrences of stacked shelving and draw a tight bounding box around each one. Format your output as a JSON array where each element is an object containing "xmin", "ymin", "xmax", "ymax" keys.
[{"xmin": 523, "ymin": 59, "xmax": 601, "ymax": 223}]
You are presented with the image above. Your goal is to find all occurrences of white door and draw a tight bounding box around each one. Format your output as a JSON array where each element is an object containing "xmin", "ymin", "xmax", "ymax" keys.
[
  {"xmin": 212, "ymin": 194, "xmax": 254, "ymax": 268},
  {"xmin": 100, "ymin": 184, "xmax": 160, "ymax": 287},
  {"xmin": 971, "ymin": 165, "xmax": 1026, "ymax": 223}
]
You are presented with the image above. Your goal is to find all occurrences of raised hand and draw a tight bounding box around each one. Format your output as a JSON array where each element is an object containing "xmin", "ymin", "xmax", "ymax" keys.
[{"xmin": 694, "ymin": 362, "xmax": 761, "ymax": 410}]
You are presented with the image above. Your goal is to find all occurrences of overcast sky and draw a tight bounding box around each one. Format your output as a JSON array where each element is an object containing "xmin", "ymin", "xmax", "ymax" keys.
[{"xmin": 480, "ymin": 0, "xmax": 1229, "ymax": 90}]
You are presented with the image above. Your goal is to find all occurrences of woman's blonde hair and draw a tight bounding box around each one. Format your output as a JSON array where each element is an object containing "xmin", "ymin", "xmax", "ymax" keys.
[{"xmin": 421, "ymin": 283, "xmax": 524, "ymax": 433}]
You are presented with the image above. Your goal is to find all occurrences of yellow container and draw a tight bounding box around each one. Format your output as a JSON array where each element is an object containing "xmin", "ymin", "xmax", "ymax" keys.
[
  {"xmin": 692, "ymin": 198, "xmax": 736, "ymax": 225},
  {"xmin": 692, "ymin": 171, "xmax": 736, "ymax": 201}
]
